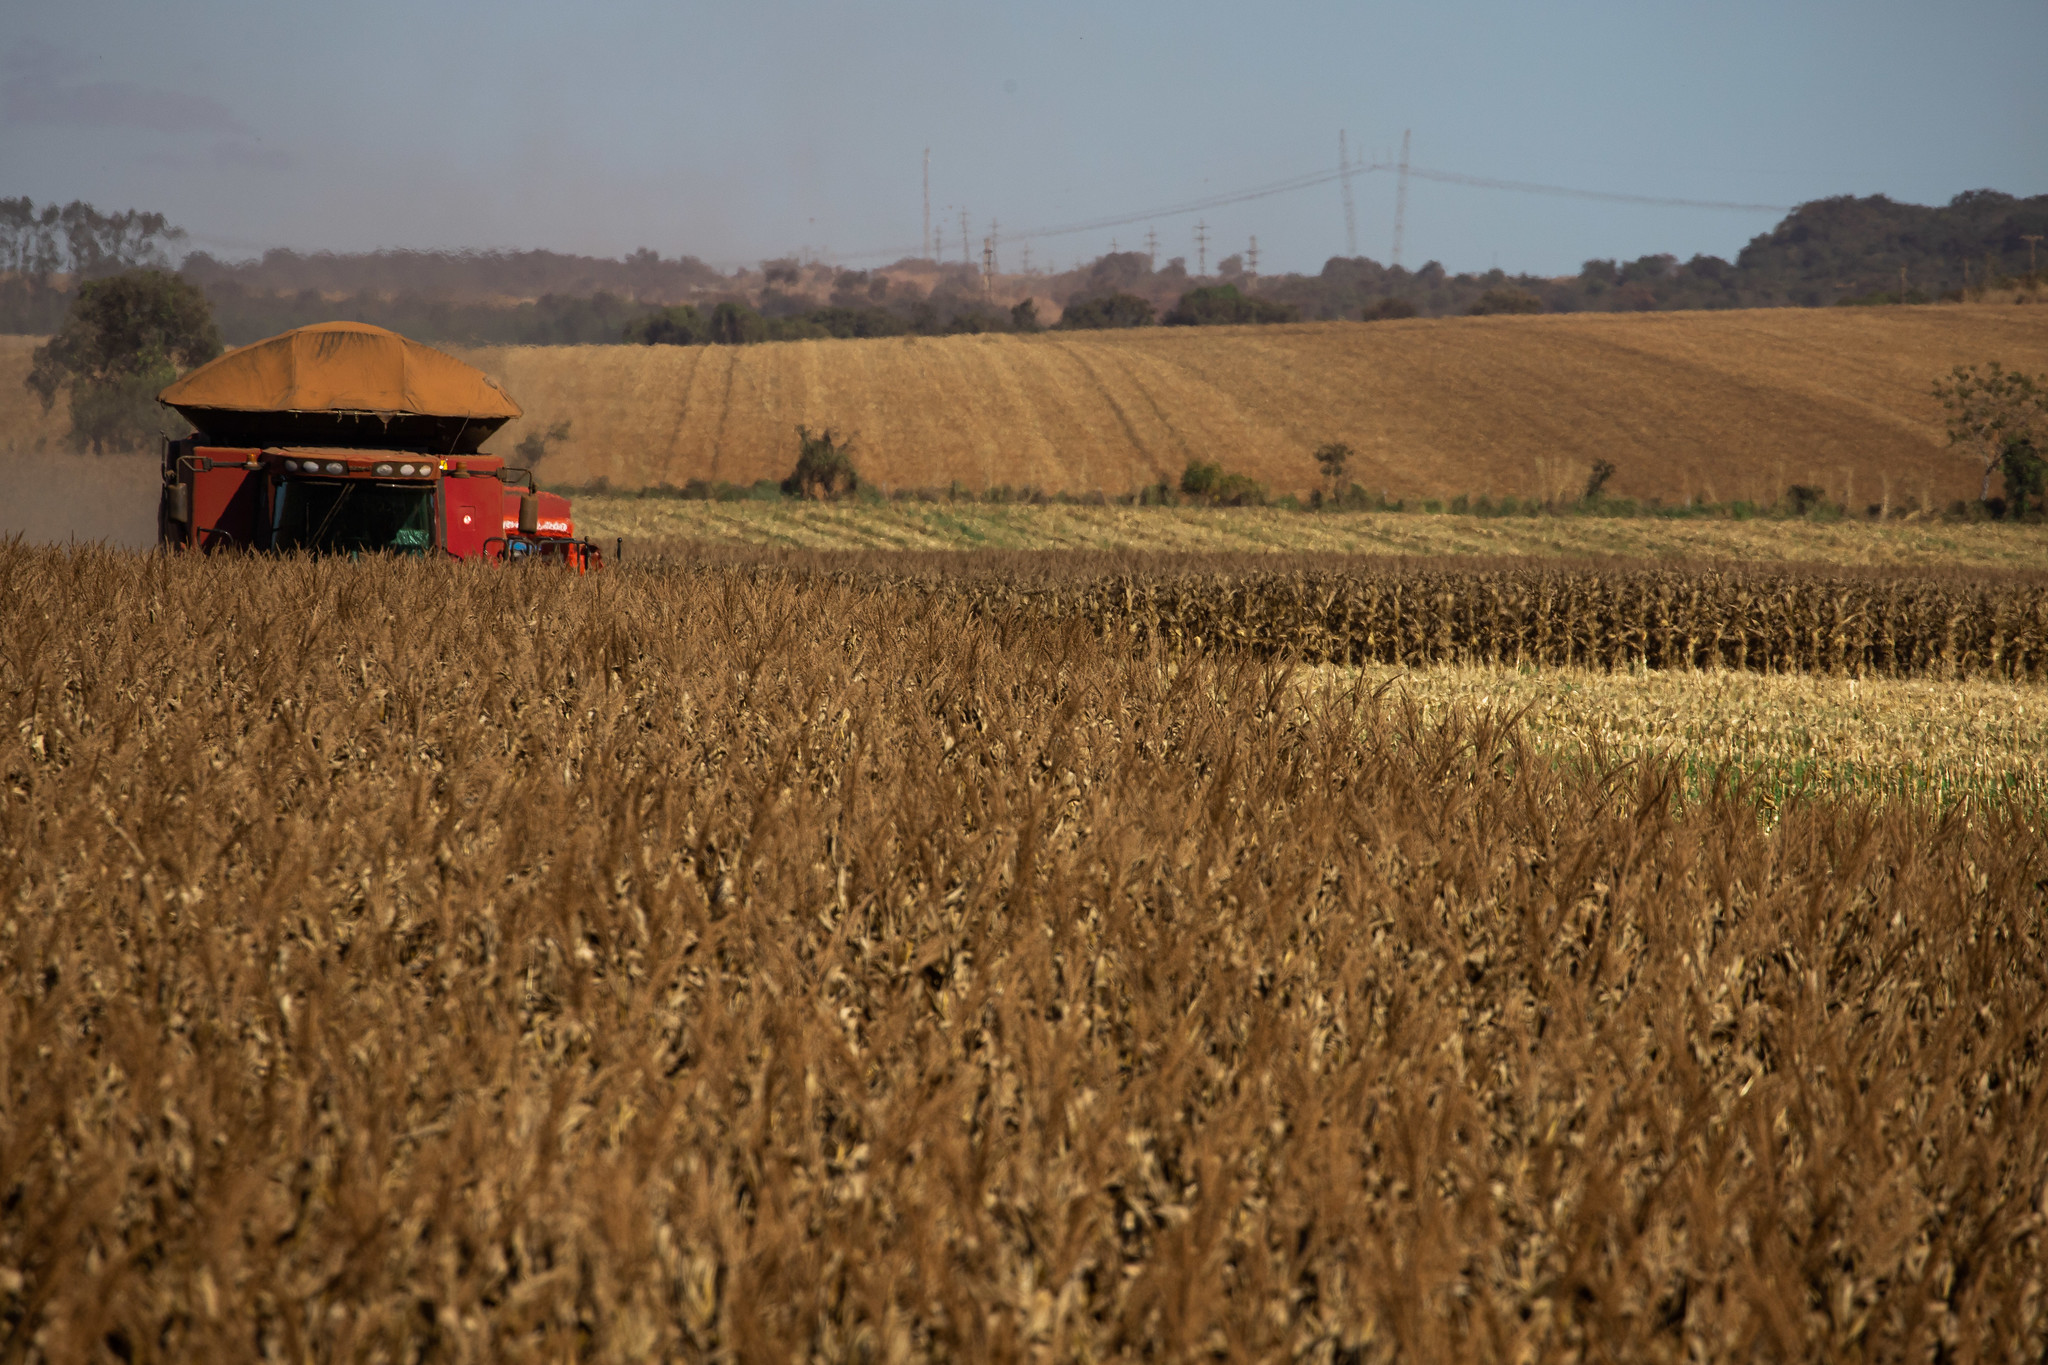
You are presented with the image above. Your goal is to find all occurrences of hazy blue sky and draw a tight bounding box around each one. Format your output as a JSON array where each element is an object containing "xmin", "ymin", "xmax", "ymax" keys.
[{"xmin": 4, "ymin": 0, "xmax": 2044, "ymax": 278}]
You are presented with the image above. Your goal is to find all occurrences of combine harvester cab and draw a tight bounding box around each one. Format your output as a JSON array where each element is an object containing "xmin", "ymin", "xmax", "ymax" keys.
[{"xmin": 155, "ymin": 321, "xmax": 602, "ymax": 568}]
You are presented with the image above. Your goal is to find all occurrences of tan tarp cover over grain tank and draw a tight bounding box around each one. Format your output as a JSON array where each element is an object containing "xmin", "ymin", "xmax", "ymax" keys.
[{"xmin": 160, "ymin": 322, "xmax": 522, "ymax": 453}]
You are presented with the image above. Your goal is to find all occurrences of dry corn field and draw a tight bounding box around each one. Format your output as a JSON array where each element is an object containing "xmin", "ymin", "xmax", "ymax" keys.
[
  {"xmin": 461, "ymin": 304, "xmax": 2048, "ymax": 503},
  {"xmin": 4, "ymin": 544, "xmax": 2046, "ymax": 1362},
  {"xmin": 793, "ymin": 552, "xmax": 2048, "ymax": 681}
]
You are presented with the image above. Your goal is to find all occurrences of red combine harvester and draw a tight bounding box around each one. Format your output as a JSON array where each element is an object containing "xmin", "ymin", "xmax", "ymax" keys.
[{"xmin": 156, "ymin": 321, "xmax": 602, "ymax": 568}]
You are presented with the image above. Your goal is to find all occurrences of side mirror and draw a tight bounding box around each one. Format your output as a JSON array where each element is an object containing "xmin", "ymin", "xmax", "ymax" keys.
[
  {"xmin": 518, "ymin": 491, "xmax": 538, "ymax": 535},
  {"xmin": 165, "ymin": 482, "xmax": 192, "ymax": 525}
]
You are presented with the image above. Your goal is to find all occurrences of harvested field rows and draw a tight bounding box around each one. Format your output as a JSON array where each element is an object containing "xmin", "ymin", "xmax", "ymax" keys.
[
  {"xmin": 464, "ymin": 304, "xmax": 2048, "ymax": 502},
  {"xmin": 3, "ymin": 545, "xmax": 2044, "ymax": 1361},
  {"xmin": 581, "ymin": 496, "xmax": 2048, "ymax": 566},
  {"xmin": 1351, "ymin": 662, "xmax": 2048, "ymax": 811}
]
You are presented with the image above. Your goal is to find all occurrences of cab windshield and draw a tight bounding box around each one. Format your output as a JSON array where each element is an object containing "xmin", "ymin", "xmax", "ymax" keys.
[{"xmin": 273, "ymin": 479, "xmax": 434, "ymax": 554}]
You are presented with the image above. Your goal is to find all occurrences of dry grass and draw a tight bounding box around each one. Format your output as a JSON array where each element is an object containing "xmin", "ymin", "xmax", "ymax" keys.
[
  {"xmin": 3, "ymin": 544, "xmax": 2045, "ymax": 1362},
  {"xmin": 581, "ymin": 497, "xmax": 2048, "ymax": 567},
  {"xmin": 462, "ymin": 304, "xmax": 2048, "ymax": 503},
  {"xmin": 1350, "ymin": 662, "xmax": 2048, "ymax": 812}
]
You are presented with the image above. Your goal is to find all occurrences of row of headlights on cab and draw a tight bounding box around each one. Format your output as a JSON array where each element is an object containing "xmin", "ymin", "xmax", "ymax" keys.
[{"xmin": 279, "ymin": 457, "xmax": 442, "ymax": 478}]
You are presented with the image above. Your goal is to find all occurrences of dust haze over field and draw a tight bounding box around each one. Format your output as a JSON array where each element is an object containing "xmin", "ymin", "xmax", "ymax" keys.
[
  {"xmin": 0, "ymin": 450, "xmax": 159, "ymax": 547},
  {"xmin": 469, "ymin": 304, "xmax": 2048, "ymax": 506},
  {"xmin": 0, "ymin": 338, "xmax": 160, "ymax": 546}
]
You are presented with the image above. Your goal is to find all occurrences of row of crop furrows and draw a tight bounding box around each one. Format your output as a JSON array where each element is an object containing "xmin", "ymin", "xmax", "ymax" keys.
[{"xmin": 923, "ymin": 567, "xmax": 2048, "ymax": 678}]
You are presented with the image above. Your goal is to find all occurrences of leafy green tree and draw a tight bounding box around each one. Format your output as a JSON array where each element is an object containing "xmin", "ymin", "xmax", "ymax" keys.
[
  {"xmin": 26, "ymin": 269, "xmax": 221, "ymax": 452},
  {"xmin": 944, "ymin": 308, "xmax": 1006, "ymax": 335},
  {"xmin": 1312, "ymin": 441, "xmax": 1352, "ymax": 495},
  {"xmin": 2000, "ymin": 438, "xmax": 2044, "ymax": 516},
  {"xmin": 1010, "ymin": 298, "xmax": 1042, "ymax": 332},
  {"xmin": 764, "ymin": 315, "xmax": 833, "ymax": 341},
  {"xmin": 781, "ymin": 426, "xmax": 861, "ymax": 500},
  {"xmin": 799, "ymin": 306, "xmax": 907, "ymax": 339},
  {"xmin": 0, "ymin": 198, "xmax": 187, "ymax": 281},
  {"xmin": 1162, "ymin": 284, "xmax": 1297, "ymax": 326},
  {"xmin": 1785, "ymin": 483, "xmax": 1828, "ymax": 515},
  {"xmin": 1932, "ymin": 362, "xmax": 2048, "ymax": 502},
  {"xmin": 1584, "ymin": 459, "xmax": 1616, "ymax": 501},
  {"xmin": 1057, "ymin": 293, "xmax": 1156, "ymax": 330},
  {"xmin": 1360, "ymin": 297, "xmax": 1417, "ymax": 321},
  {"xmin": 1208, "ymin": 471, "xmax": 1268, "ymax": 506},
  {"xmin": 1467, "ymin": 287, "xmax": 1543, "ymax": 316},
  {"xmin": 708, "ymin": 301, "xmax": 767, "ymax": 345},
  {"xmin": 623, "ymin": 304, "xmax": 709, "ymax": 345},
  {"xmin": 1179, "ymin": 459, "xmax": 1266, "ymax": 505}
]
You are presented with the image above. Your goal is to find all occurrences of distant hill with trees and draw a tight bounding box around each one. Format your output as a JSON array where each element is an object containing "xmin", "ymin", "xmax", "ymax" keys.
[
  {"xmin": 1, "ymin": 190, "xmax": 2042, "ymax": 345},
  {"xmin": 0, "ymin": 198, "xmax": 192, "ymax": 335},
  {"xmin": 1271, "ymin": 191, "xmax": 2048, "ymax": 320},
  {"xmin": 176, "ymin": 245, "xmax": 724, "ymax": 300}
]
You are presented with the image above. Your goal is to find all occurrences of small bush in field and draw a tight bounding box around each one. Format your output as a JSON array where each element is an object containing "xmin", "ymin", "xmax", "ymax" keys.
[{"xmin": 781, "ymin": 425, "xmax": 861, "ymax": 500}]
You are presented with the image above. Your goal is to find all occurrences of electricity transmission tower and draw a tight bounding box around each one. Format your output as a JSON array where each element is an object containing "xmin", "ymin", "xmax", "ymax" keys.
[
  {"xmin": 983, "ymin": 235, "xmax": 995, "ymax": 302},
  {"xmin": 1020, "ymin": 243, "xmax": 1032, "ymax": 275},
  {"xmin": 1392, "ymin": 129, "xmax": 1412, "ymax": 268},
  {"xmin": 922, "ymin": 148, "xmax": 931, "ymax": 260},
  {"xmin": 1246, "ymin": 236, "xmax": 1259, "ymax": 278},
  {"xmin": 2024, "ymin": 234, "xmax": 2044, "ymax": 276},
  {"xmin": 1194, "ymin": 220, "xmax": 1209, "ymax": 276},
  {"xmin": 959, "ymin": 209, "xmax": 970, "ymax": 266},
  {"xmin": 1338, "ymin": 130, "xmax": 1358, "ymax": 258},
  {"xmin": 1144, "ymin": 227, "xmax": 1158, "ymax": 270}
]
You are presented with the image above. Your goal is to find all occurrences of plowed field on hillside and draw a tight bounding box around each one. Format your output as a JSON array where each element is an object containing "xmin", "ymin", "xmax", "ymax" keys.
[{"xmin": 463, "ymin": 304, "xmax": 2048, "ymax": 504}]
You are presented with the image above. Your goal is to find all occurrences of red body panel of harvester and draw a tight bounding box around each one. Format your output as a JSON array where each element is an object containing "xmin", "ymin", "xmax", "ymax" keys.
[
  {"xmin": 502, "ymin": 488, "xmax": 575, "ymax": 539},
  {"xmin": 158, "ymin": 442, "xmax": 603, "ymax": 567},
  {"xmin": 442, "ymin": 469, "xmax": 504, "ymax": 560},
  {"xmin": 180, "ymin": 453, "xmax": 266, "ymax": 550}
]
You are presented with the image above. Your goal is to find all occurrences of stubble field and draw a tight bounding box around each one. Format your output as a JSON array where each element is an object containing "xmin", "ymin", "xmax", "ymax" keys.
[
  {"xmin": 574, "ymin": 496, "xmax": 2048, "ymax": 566},
  {"xmin": 3, "ymin": 542, "xmax": 2043, "ymax": 1362}
]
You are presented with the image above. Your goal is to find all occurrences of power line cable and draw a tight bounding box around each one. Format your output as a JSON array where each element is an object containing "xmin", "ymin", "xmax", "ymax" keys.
[
  {"xmin": 827, "ymin": 159, "xmax": 1791, "ymax": 265},
  {"xmin": 1397, "ymin": 165, "xmax": 1789, "ymax": 213}
]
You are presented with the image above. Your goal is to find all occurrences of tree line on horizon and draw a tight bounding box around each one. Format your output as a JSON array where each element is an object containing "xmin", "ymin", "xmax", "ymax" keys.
[{"xmin": 1, "ymin": 190, "xmax": 2043, "ymax": 346}]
